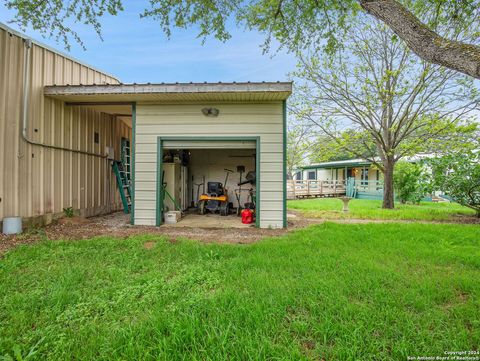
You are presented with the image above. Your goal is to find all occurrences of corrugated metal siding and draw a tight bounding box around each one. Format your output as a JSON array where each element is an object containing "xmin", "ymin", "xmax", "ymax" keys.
[
  {"xmin": 0, "ymin": 26, "xmax": 131, "ymax": 222},
  {"xmin": 134, "ymin": 102, "xmax": 284, "ymax": 228}
]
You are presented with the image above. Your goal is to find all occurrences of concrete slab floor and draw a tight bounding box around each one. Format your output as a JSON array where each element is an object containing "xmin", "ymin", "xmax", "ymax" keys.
[{"xmin": 162, "ymin": 213, "xmax": 253, "ymax": 228}]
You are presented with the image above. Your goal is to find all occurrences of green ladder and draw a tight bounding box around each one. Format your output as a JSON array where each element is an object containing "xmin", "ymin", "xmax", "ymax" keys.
[
  {"xmin": 121, "ymin": 138, "xmax": 131, "ymax": 181},
  {"xmin": 112, "ymin": 160, "xmax": 132, "ymax": 213}
]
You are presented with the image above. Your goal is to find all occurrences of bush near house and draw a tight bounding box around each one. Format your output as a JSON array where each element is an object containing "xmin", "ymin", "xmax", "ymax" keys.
[
  {"xmin": 0, "ymin": 223, "xmax": 479, "ymax": 360},
  {"xmin": 394, "ymin": 161, "xmax": 429, "ymax": 204},
  {"xmin": 429, "ymin": 151, "xmax": 480, "ymax": 218}
]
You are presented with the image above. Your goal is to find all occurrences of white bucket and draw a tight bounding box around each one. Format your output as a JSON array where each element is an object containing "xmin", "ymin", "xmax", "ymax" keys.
[
  {"xmin": 2, "ymin": 217, "xmax": 23, "ymax": 235},
  {"xmin": 164, "ymin": 211, "xmax": 179, "ymax": 224}
]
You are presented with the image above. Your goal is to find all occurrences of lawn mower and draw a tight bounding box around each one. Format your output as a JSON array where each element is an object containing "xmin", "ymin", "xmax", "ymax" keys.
[{"xmin": 198, "ymin": 169, "xmax": 233, "ymax": 216}]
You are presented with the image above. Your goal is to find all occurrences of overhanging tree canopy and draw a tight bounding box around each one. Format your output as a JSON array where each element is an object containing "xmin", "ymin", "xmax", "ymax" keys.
[{"xmin": 4, "ymin": 0, "xmax": 480, "ymax": 78}]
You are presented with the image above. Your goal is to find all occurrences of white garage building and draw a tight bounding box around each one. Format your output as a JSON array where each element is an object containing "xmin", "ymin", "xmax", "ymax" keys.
[{"xmin": 45, "ymin": 82, "xmax": 291, "ymax": 228}]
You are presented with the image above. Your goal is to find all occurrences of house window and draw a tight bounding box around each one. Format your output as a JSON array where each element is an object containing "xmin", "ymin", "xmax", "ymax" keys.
[
  {"xmin": 295, "ymin": 172, "xmax": 303, "ymax": 180},
  {"xmin": 308, "ymin": 171, "xmax": 316, "ymax": 180},
  {"xmin": 361, "ymin": 167, "xmax": 369, "ymax": 186}
]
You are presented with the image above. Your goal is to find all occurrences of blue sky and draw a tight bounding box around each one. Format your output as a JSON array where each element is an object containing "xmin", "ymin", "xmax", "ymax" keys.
[{"xmin": 0, "ymin": 2, "xmax": 297, "ymax": 83}]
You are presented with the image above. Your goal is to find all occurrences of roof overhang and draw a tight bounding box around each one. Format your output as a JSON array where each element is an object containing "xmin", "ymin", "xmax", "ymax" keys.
[
  {"xmin": 302, "ymin": 160, "xmax": 373, "ymax": 169},
  {"xmin": 44, "ymin": 82, "xmax": 293, "ymax": 103}
]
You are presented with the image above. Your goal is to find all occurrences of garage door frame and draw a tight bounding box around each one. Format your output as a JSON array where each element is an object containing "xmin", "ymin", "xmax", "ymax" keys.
[{"xmin": 156, "ymin": 136, "xmax": 261, "ymax": 227}]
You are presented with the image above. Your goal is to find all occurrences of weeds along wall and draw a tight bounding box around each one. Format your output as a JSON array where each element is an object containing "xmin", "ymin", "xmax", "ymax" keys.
[{"xmin": 0, "ymin": 25, "xmax": 131, "ymax": 225}]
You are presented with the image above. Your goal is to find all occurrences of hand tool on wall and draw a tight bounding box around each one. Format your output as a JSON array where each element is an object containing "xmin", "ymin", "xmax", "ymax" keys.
[
  {"xmin": 235, "ymin": 165, "xmax": 245, "ymax": 215},
  {"xmin": 193, "ymin": 181, "xmax": 204, "ymax": 207}
]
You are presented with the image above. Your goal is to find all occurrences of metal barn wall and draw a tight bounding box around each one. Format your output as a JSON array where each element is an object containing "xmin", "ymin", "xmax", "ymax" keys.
[
  {"xmin": 134, "ymin": 102, "xmax": 284, "ymax": 228},
  {"xmin": 0, "ymin": 25, "xmax": 131, "ymax": 224}
]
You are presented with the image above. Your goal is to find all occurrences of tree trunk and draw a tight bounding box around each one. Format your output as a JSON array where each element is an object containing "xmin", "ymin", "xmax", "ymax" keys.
[
  {"xmin": 382, "ymin": 158, "xmax": 395, "ymax": 209},
  {"xmin": 359, "ymin": 0, "xmax": 480, "ymax": 79}
]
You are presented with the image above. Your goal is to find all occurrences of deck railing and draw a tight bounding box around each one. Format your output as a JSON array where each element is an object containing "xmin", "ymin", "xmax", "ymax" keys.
[
  {"xmin": 287, "ymin": 178, "xmax": 385, "ymax": 200},
  {"xmin": 346, "ymin": 178, "xmax": 383, "ymax": 199},
  {"xmin": 287, "ymin": 179, "xmax": 346, "ymax": 199}
]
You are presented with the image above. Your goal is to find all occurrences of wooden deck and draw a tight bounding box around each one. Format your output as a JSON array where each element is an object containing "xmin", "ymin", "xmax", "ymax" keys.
[{"xmin": 287, "ymin": 180, "xmax": 346, "ymax": 199}]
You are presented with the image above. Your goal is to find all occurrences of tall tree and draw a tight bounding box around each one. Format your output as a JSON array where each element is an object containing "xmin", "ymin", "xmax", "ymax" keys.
[
  {"xmin": 290, "ymin": 17, "xmax": 478, "ymax": 209},
  {"xmin": 4, "ymin": 0, "xmax": 480, "ymax": 78},
  {"xmin": 286, "ymin": 120, "xmax": 313, "ymax": 180}
]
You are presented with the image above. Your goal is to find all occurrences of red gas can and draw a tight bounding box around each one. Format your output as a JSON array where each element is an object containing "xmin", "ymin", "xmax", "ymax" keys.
[{"xmin": 241, "ymin": 209, "xmax": 254, "ymax": 224}]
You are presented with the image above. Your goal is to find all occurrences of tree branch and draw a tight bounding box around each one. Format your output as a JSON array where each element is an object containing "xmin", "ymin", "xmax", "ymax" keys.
[{"xmin": 360, "ymin": 0, "xmax": 480, "ymax": 79}]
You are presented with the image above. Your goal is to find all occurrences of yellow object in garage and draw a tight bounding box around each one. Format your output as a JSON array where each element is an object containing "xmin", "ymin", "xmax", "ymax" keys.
[{"xmin": 197, "ymin": 169, "xmax": 233, "ymax": 216}]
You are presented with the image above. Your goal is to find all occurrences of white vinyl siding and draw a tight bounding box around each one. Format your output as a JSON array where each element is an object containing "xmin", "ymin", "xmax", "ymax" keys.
[{"xmin": 134, "ymin": 102, "xmax": 284, "ymax": 228}]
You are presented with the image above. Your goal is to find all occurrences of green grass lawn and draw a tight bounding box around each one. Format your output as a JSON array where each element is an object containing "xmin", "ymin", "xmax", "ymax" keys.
[
  {"xmin": 1, "ymin": 223, "xmax": 479, "ymax": 360},
  {"xmin": 288, "ymin": 198, "xmax": 477, "ymax": 221}
]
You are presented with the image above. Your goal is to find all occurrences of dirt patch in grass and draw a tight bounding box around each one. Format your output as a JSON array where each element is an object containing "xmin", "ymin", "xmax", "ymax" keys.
[
  {"xmin": 143, "ymin": 241, "xmax": 156, "ymax": 250},
  {"xmin": 0, "ymin": 212, "xmax": 308, "ymax": 255},
  {"xmin": 301, "ymin": 339, "xmax": 316, "ymax": 351},
  {"xmin": 449, "ymin": 214, "xmax": 480, "ymax": 224},
  {"xmin": 57, "ymin": 217, "xmax": 91, "ymax": 225},
  {"xmin": 0, "ymin": 233, "xmax": 40, "ymax": 256},
  {"xmin": 441, "ymin": 290, "xmax": 471, "ymax": 312}
]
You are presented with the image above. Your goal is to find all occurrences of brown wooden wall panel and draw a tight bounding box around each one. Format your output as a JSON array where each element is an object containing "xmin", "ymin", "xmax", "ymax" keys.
[{"xmin": 0, "ymin": 26, "xmax": 131, "ymax": 222}]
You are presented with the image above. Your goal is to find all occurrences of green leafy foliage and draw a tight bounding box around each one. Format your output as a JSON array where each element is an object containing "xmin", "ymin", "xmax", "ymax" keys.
[
  {"xmin": 5, "ymin": 0, "xmax": 124, "ymax": 50},
  {"xmin": 309, "ymin": 133, "xmax": 358, "ymax": 163},
  {"xmin": 4, "ymin": 0, "xmax": 480, "ymax": 54},
  {"xmin": 141, "ymin": 0, "xmax": 239, "ymax": 43},
  {"xmin": 429, "ymin": 150, "xmax": 480, "ymax": 217},
  {"xmin": 62, "ymin": 207, "xmax": 74, "ymax": 218},
  {"xmin": 394, "ymin": 161, "xmax": 429, "ymax": 204}
]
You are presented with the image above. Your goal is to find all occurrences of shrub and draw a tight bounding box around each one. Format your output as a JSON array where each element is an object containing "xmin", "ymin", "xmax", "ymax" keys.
[
  {"xmin": 63, "ymin": 207, "xmax": 74, "ymax": 218},
  {"xmin": 394, "ymin": 161, "xmax": 428, "ymax": 204},
  {"xmin": 429, "ymin": 151, "xmax": 480, "ymax": 218}
]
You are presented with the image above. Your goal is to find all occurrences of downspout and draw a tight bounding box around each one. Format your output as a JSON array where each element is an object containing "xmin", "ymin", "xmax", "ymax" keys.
[{"xmin": 21, "ymin": 39, "xmax": 107, "ymax": 158}]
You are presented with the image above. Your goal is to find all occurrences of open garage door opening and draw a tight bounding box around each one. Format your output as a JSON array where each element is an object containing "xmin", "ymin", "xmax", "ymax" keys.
[{"xmin": 157, "ymin": 140, "xmax": 259, "ymax": 228}]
